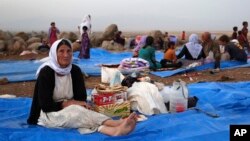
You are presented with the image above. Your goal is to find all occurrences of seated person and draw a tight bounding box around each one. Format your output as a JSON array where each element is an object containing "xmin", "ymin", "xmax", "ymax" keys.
[
  {"xmin": 218, "ymin": 35, "xmax": 231, "ymax": 61},
  {"xmin": 177, "ymin": 34, "xmax": 206, "ymax": 67},
  {"xmin": 202, "ymin": 32, "xmax": 221, "ymax": 69},
  {"xmin": 38, "ymin": 39, "xmax": 50, "ymax": 52},
  {"xmin": 27, "ymin": 39, "xmax": 137, "ymax": 136},
  {"xmin": 160, "ymin": 41, "xmax": 182, "ymax": 68},
  {"xmin": 114, "ymin": 31, "xmax": 125, "ymax": 46},
  {"xmin": 218, "ymin": 35, "xmax": 247, "ymax": 62},
  {"xmin": 133, "ymin": 35, "xmax": 147, "ymax": 57},
  {"xmin": 138, "ymin": 36, "xmax": 161, "ymax": 70}
]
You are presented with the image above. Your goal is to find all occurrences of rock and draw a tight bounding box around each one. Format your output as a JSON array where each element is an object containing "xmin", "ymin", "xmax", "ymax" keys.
[
  {"xmin": 102, "ymin": 24, "xmax": 118, "ymax": 40},
  {"xmin": 33, "ymin": 31, "xmax": 48, "ymax": 39},
  {"xmin": 27, "ymin": 42, "xmax": 42, "ymax": 50},
  {"xmin": 0, "ymin": 77, "xmax": 8, "ymax": 85},
  {"xmin": 0, "ymin": 40, "xmax": 6, "ymax": 51},
  {"xmin": 68, "ymin": 32, "xmax": 78, "ymax": 42},
  {"xmin": 15, "ymin": 32, "xmax": 29, "ymax": 41},
  {"xmin": 0, "ymin": 30, "xmax": 5, "ymax": 40},
  {"xmin": 90, "ymin": 33, "xmax": 103, "ymax": 47},
  {"xmin": 59, "ymin": 32, "xmax": 78, "ymax": 42},
  {"xmin": 13, "ymin": 36, "xmax": 26, "ymax": 44},
  {"xmin": 101, "ymin": 40, "xmax": 125, "ymax": 51},
  {"xmin": 8, "ymin": 40, "xmax": 26, "ymax": 55},
  {"xmin": 0, "ymin": 30, "xmax": 13, "ymax": 40},
  {"xmin": 148, "ymin": 30, "xmax": 164, "ymax": 49},
  {"xmin": 72, "ymin": 42, "xmax": 81, "ymax": 52},
  {"xmin": 20, "ymin": 50, "xmax": 34, "ymax": 56},
  {"xmin": 27, "ymin": 37, "xmax": 41, "ymax": 45}
]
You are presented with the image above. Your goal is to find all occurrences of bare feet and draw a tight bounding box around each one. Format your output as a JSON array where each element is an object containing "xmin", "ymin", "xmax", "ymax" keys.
[
  {"xmin": 98, "ymin": 113, "xmax": 137, "ymax": 136},
  {"xmin": 114, "ymin": 112, "xmax": 137, "ymax": 136}
]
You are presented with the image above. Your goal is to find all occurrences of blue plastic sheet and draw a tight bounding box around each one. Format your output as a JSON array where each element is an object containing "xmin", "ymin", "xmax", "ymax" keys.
[
  {"xmin": 0, "ymin": 48, "xmax": 163, "ymax": 82},
  {"xmin": 0, "ymin": 47, "xmax": 248, "ymax": 81},
  {"xmin": 1, "ymin": 81, "xmax": 250, "ymax": 141},
  {"xmin": 151, "ymin": 61, "xmax": 248, "ymax": 77}
]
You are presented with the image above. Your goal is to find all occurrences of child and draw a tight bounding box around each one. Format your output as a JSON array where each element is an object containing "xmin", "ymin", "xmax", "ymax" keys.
[
  {"xmin": 160, "ymin": 41, "xmax": 182, "ymax": 68},
  {"xmin": 231, "ymin": 26, "xmax": 238, "ymax": 39}
]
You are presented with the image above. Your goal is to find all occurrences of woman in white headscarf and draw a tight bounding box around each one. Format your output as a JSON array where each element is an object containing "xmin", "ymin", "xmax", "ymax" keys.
[
  {"xmin": 78, "ymin": 14, "xmax": 92, "ymax": 38},
  {"xmin": 27, "ymin": 39, "xmax": 137, "ymax": 136},
  {"xmin": 177, "ymin": 34, "xmax": 206, "ymax": 67}
]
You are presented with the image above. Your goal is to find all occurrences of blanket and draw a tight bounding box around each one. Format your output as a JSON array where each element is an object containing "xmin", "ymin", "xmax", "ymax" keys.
[{"xmin": 1, "ymin": 81, "xmax": 250, "ymax": 141}]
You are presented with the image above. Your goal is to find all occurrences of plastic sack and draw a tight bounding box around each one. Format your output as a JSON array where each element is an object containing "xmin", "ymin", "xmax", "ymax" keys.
[
  {"xmin": 169, "ymin": 80, "xmax": 189, "ymax": 113},
  {"xmin": 101, "ymin": 67, "xmax": 124, "ymax": 84}
]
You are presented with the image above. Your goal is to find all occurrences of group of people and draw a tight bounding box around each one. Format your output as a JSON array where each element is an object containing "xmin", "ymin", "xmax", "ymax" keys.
[
  {"xmin": 27, "ymin": 19, "xmax": 249, "ymax": 137},
  {"xmin": 231, "ymin": 21, "xmax": 249, "ymax": 52},
  {"xmin": 46, "ymin": 15, "xmax": 92, "ymax": 59},
  {"xmin": 132, "ymin": 29, "xmax": 248, "ymax": 71}
]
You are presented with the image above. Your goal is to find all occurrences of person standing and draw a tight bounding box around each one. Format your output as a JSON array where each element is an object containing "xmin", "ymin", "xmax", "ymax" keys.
[
  {"xmin": 242, "ymin": 21, "xmax": 248, "ymax": 39},
  {"xmin": 181, "ymin": 31, "xmax": 186, "ymax": 40},
  {"xmin": 241, "ymin": 21, "xmax": 249, "ymax": 51},
  {"xmin": 79, "ymin": 26, "xmax": 90, "ymax": 59},
  {"xmin": 48, "ymin": 22, "xmax": 60, "ymax": 47},
  {"xmin": 78, "ymin": 14, "xmax": 91, "ymax": 39},
  {"xmin": 231, "ymin": 26, "xmax": 238, "ymax": 39}
]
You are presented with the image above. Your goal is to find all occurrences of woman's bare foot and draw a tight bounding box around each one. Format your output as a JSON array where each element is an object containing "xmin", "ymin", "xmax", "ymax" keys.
[
  {"xmin": 98, "ymin": 113, "xmax": 137, "ymax": 136},
  {"xmin": 114, "ymin": 113, "xmax": 137, "ymax": 136}
]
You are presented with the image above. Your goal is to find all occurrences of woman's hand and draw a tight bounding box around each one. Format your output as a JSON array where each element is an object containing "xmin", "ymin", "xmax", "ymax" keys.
[
  {"xmin": 62, "ymin": 100, "xmax": 93, "ymax": 110},
  {"xmin": 77, "ymin": 101, "xmax": 93, "ymax": 110}
]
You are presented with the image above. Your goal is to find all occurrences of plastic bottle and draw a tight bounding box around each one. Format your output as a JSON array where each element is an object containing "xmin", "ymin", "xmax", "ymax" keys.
[{"xmin": 169, "ymin": 80, "xmax": 188, "ymax": 113}]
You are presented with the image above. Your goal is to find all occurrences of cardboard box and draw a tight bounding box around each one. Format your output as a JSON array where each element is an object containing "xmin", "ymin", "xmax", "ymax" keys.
[
  {"xmin": 92, "ymin": 92, "xmax": 127, "ymax": 106},
  {"xmin": 94, "ymin": 101, "xmax": 130, "ymax": 117},
  {"xmin": 92, "ymin": 93, "xmax": 114, "ymax": 105}
]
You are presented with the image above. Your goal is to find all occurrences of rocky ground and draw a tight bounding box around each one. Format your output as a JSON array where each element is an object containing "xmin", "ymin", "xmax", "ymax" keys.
[{"xmin": 1, "ymin": 53, "xmax": 250, "ymax": 98}]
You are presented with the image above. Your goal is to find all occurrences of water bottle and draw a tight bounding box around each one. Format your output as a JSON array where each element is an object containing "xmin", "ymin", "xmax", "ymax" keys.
[{"xmin": 169, "ymin": 80, "xmax": 188, "ymax": 113}]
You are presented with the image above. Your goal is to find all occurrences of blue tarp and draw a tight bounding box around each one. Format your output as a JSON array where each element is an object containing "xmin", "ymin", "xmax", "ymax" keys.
[
  {"xmin": 151, "ymin": 61, "xmax": 248, "ymax": 77},
  {"xmin": 0, "ymin": 47, "xmax": 248, "ymax": 81},
  {"xmin": 0, "ymin": 48, "xmax": 163, "ymax": 82},
  {"xmin": 1, "ymin": 81, "xmax": 250, "ymax": 141}
]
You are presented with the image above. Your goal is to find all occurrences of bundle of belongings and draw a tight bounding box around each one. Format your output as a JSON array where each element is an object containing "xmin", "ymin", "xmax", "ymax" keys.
[
  {"xmin": 121, "ymin": 73, "xmax": 198, "ymax": 114},
  {"xmin": 118, "ymin": 58, "xmax": 150, "ymax": 74}
]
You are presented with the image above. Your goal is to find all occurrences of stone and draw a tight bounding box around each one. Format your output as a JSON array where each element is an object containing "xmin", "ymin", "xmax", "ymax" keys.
[{"xmin": 102, "ymin": 24, "xmax": 118, "ymax": 40}]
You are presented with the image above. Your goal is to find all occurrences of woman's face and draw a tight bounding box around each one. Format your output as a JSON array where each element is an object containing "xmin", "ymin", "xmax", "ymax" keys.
[{"xmin": 57, "ymin": 44, "xmax": 72, "ymax": 68}]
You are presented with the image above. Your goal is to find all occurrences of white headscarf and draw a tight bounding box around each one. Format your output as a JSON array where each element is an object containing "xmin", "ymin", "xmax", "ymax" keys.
[
  {"xmin": 36, "ymin": 39, "xmax": 73, "ymax": 77},
  {"xmin": 79, "ymin": 14, "xmax": 91, "ymax": 36},
  {"xmin": 185, "ymin": 34, "xmax": 203, "ymax": 59}
]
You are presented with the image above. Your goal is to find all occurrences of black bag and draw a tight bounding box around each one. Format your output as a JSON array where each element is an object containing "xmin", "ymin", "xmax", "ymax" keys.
[
  {"xmin": 121, "ymin": 76, "xmax": 138, "ymax": 88},
  {"xmin": 160, "ymin": 59, "xmax": 182, "ymax": 68}
]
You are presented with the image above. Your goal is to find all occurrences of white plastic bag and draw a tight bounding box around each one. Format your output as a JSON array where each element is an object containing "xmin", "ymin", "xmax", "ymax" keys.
[
  {"xmin": 101, "ymin": 67, "xmax": 124, "ymax": 84},
  {"xmin": 169, "ymin": 80, "xmax": 189, "ymax": 113}
]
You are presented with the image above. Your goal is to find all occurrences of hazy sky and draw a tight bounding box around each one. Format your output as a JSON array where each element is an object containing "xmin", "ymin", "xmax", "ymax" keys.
[{"xmin": 1, "ymin": 0, "xmax": 250, "ymax": 32}]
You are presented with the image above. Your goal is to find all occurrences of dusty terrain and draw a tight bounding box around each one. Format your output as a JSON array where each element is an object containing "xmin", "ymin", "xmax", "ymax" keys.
[{"xmin": 1, "ymin": 53, "xmax": 250, "ymax": 97}]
